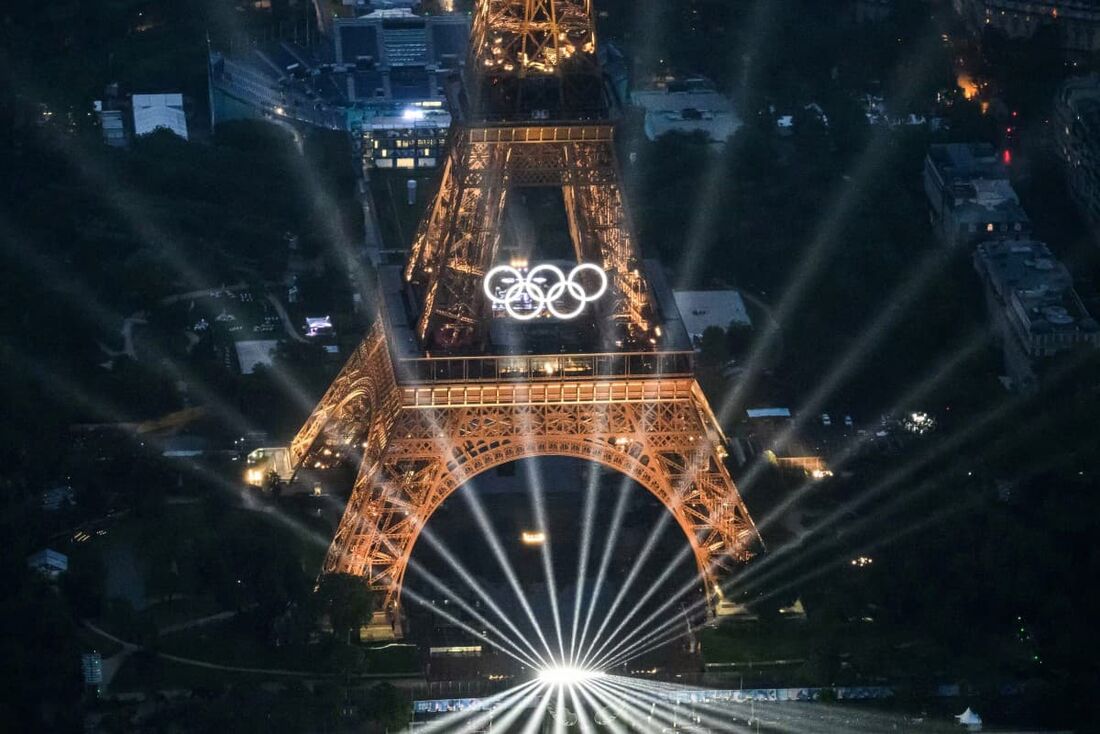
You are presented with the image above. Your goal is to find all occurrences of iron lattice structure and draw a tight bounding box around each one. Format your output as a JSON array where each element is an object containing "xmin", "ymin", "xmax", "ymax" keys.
[
  {"xmin": 295, "ymin": 327, "xmax": 758, "ymax": 616},
  {"xmin": 404, "ymin": 124, "xmax": 653, "ymax": 349},
  {"xmin": 468, "ymin": 0, "xmax": 603, "ymax": 118},
  {"xmin": 286, "ymin": 0, "xmax": 759, "ymax": 628}
]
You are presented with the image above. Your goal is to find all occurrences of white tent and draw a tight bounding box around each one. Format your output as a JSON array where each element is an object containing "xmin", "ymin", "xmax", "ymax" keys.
[{"xmin": 955, "ymin": 708, "xmax": 982, "ymax": 730}]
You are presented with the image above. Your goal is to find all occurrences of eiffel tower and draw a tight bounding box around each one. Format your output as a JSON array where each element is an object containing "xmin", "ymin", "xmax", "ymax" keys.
[{"xmin": 251, "ymin": 0, "xmax": 759, "ymax": 638}]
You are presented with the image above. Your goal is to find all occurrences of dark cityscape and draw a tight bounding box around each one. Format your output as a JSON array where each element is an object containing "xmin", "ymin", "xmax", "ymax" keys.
[{"xmin": 2, "ymin": 0, "xmax": 1100, "ymax": 731}]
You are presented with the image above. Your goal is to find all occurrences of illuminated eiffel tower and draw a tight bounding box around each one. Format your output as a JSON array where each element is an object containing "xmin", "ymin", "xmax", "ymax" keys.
[{"xmin": 251, "ymin": 0, "xmax": 759, "ymax": 638}]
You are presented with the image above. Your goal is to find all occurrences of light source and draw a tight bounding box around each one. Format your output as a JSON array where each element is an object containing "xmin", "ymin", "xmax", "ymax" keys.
[{"xmin": 537, "ymin": 666, "xmax": 606, "ymax": 686}]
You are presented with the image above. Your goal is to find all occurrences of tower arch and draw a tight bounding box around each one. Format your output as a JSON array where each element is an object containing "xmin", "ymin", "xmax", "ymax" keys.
[{"xmin": 321, "ymin": 393, "xmax": 758, "ymax": 620}]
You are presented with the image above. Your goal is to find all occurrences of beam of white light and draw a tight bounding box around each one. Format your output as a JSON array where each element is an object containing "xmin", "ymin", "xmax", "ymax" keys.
[
  {"xmin": 519, "ymin": 683, "xmax": 555, "ymax": 734},
  {"xmin": 568, "ymin": 462, "xmax": 601, "ymax": 665},
  {"xmin": 724, "ymin": 496, "xmax": 989, "ymax": 634},
  {"xmin": 264, "ymin": 116, "xmax": 376, "ymax": 309},
  {"xmin": 724, "ymin": 366, "xmax": 1057, "ymax": 596},
  {"xmin": 584, "ymin": 552, "xmax": 734, "ymax": 674},
  {"xmin": 0, "ymin": 223, "xmax": 270, "ymax": 440},
  {"xmin": 401, "ymin": 585, "xmax": 542, "ymax": 671},
  {"xmin": 30, "ymin": 115, "xmax": 339, "ymax": 417},
  {"xmin": 714, "ymin": 32, "xmax": 967, "ymax": 431},
  {"xmin": 565, "ymin": 680, "xmax": 597, "ymax": 734},
  {"xmin": 613, "ymin": 338, "xmax": 1084, "ymax": 655},
  {"xmin": 600, "ymin": 675, "xmax": 854, "ymax": 734},
  {"xmin": 750, "ymin": 330, "xmax": 990, "ymax": 534},
  {"xmin": 450, "ymin": 683, "xmax": 545, "ymax": 734},
  {"xmin": 607, "ymin": 389, "xmax": 1003, "ymax": 673},
  {"xmin": 727, "ymin": 436, "xmax": 1073, "ymax": 612},
  {"xmin": 414, "ymin": 679, "xmax": 540, "ymax": 734},
  {"xmin": 612, "ymin": 410, "xmax": 1076, "ymax": 671},
  {"xmin": 461, "ymin": 483, "xmax": 558, "ymax": 661},
  {"xmin": 580, "ymin": 680, "xmax": 662, "ymax": 734},
  {"xmin": 404, "ymin": 555, "xmax": 546, "ymax": 670},
  {"xmin": 468, "ymin": 682, "xmax": 546, "ymax": 734},
  {"xmin": 583, "ymin": 542, "xmax": 695, "ymax": 671},
  {"xmin": 537, "ymin": 665, "xmax": 607, "ymax": 687},
  {"xmin": 728, "ymin": 248, "xmax": 950, "ymax": 501},
  {"xmin": 599, "ymin": 614, "xmax": 688, "ymax": 670},
  {"xmin": 2, "ymin": 345, "xmax": 334, "ymax": 553},
  {"xmin": 577, "ymin": 510, "xmax": 671, "ymax": 668},
  {"xmin": 589, "ymin": 678, "xmax": 724, "ymax": 733},
  {"xmin": 553, "ymin": 683, "xmax": 567, "ymax": 734},
  {"xmin": 414, "ymin": 526, "xmax": 551, "ymax": 668},
  {"xmin": 590, "ymin": 677, "xmax": 747, "ymax": 734},
  {"xmin": 572, "ymin": 677, "xmax": 631, "ymax": 734},
  {"xmin": 602, "ymin": 674, "xmax": 945, "ymax": 734},
  {"xmin": 522, "ymin": 458, "xmax": 568, "ymax": 662},
  {"xmin": 610, "ymin": 456, "xmax": 1060, "ymax": 675},
  {"xmin": 478, "ymin": 681, "xmax": 548, "ymax": 733},
  {"xmin": 596, "ymin": 676, "xmax": 806, "ymax": 734},
  {"xmin": 39, "ymin": 129, "xmax": 211, "ymax": 292},
  {"xmin": 574, "ymin": 470, "xmax": 635, "ymax": 666}
]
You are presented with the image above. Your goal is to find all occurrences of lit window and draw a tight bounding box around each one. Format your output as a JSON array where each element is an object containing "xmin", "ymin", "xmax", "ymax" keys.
[{"xmin": 986, "ymin": 223, "xmax": 994, "ymax": 232}]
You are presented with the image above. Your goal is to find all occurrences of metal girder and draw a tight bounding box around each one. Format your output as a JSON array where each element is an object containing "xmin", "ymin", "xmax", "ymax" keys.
[
  {"xmin": 405, "ymin": 124, "xmax": 654, "ymax": 348},
  {"xmin": 289, "ymin": 324, "xmax": 402, "ymax": 478},
  {"xmin": 284, "ymin": 1, "xmax": 760, "ymax": 637},
  {"xmin": 471, "ymin": 0, "xmax": 596, "ymax": 77},
  {"xmin": 305, "ymin": 351, "xmax": 759, "ymax": 616}
]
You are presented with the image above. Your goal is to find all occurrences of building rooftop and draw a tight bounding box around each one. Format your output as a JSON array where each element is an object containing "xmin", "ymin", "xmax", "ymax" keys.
[
  {"xmin": 672, "ymin": 290, "xmax": 752, "ymax": 343},
  {"xmin": 927, "ymin": 142, "xmax": 1005, "ymax": 184},
  {"xmin": 335, "ymin": 10, "xmax": 469, "ymax": 70},
  {"xmin": 132, "ymin": 92, "xmax": 188, "ymax": 139},
  {"xmin": 976, "ymin": 240, "xmax": 1099, "ymax": 336},
  {"xmin": 632, "ymin": 77, "xmax": 741, "ymax": 142}
]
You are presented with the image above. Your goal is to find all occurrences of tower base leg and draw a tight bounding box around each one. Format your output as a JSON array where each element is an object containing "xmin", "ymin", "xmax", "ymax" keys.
[{"xmin": 358, "ymin": 609, "xmax": 402, "ymax": 642}]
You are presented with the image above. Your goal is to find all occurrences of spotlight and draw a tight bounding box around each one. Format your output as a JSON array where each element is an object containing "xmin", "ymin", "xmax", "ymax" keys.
[{"xmin": 537, "ymin": 666, "xmax": 605, "ymax": 686}]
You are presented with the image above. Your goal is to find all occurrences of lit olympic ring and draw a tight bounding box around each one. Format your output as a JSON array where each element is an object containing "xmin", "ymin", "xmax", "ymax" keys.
[{"xmin": 483, "ymin": 263, "xmax": 608, "ymax": 320}]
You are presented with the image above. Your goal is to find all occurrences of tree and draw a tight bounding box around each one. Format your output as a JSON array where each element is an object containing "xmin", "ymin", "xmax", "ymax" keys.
[
  {"xmin": 316, "ymin": 573, "xmax": 376, "ymax": 643},
  {"xmin": 364, "ymin": 682, "xmax": 411, "ymax": 730}
]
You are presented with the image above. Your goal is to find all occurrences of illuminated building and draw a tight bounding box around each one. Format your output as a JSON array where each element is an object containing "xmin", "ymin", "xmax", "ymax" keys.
[
  {"xmin": 264, "ymin": 0, "xmax": 761, "ymax": 638},
  {"xmin": 974, "ymin": 239, "xmax": 1100, "ymax": 391},
  {"xmin": 923, "ymin": 143, "xmax": 1031, "ymax": 248},
  {"xmin": 1055, "ymin": 74, "xmax": 1100, "ymax": 238},
  {"xmin": 207, "ymin": 9, "xmax": 469, "ymax": 168},
  {"xmin": 336, "ymin": 9, "xmax": 469, "ymax": 169}
]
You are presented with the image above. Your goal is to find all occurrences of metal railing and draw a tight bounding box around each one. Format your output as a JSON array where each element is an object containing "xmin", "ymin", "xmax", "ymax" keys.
[{"xmin": 393, "ymin": 350, "xmax": 693, "ymax": 385}]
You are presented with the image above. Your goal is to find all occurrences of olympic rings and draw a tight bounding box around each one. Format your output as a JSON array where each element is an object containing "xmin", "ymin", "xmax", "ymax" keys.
[{"xmin": 483, "ymin": 263, "xmax": 608, "ymax": 320}]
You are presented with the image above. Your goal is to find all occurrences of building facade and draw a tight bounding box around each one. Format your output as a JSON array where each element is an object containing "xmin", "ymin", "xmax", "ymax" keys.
[
  {"xmin": 923, "ymin": 143, "xmax": 1030, "ymax": 247},
  {"xmin": 335, "ymin": 9, "xmax": 468, "ymax": 169},
  {"xmin": 954, "ymin": 0, "xmax": 1100, "ymax": 53},
  {"xmin": 208, "ymin": 9, "xmax": 469, "ymax": 170},
  {"xmin": 1054, "ymin": 74, "xmax": 1100, "ymax": 239},
  {"xmin": 974, "ymin": 239, "xmax": 1100, "ymax": 390}
]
